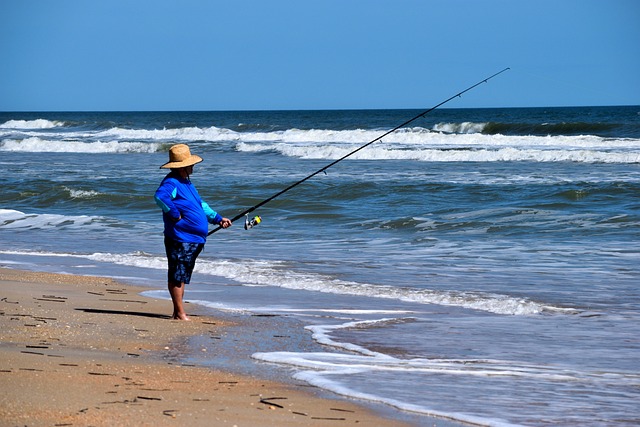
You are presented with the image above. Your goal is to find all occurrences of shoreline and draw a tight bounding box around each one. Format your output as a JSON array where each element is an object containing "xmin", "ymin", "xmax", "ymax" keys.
[{"xmin": 0, "ymin": 267, "xmax": 424, "ymax": 426}]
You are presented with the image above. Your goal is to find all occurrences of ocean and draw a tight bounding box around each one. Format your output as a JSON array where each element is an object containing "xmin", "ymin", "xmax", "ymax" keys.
[{"xmin": 1, "ymin": 106, "xmax": 639, "ymax": 426}]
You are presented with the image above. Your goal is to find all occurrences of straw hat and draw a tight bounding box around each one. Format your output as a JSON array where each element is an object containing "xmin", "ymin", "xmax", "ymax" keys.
[{"xmin": 160, "ymin": 144, "xmax": 203, "ymax": 169}]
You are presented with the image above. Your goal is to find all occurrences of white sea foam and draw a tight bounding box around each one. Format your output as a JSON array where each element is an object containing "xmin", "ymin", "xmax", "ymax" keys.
[
  {"xmin": 253, "ymin": 317, "xmax": 639, "ymax": 426},
  {"xmin": 433, "ymin": 121, "xmax": 488, "ymax": 134},
  {"xmin": 240, "ymin": 142, "xmax": 640, "ymax": 163},
  {"xmin": 236, "ymin": 130, "xmax": 640, "ymax": 163},
  {"xmin": 0, "ymin": 209, "xmax": 103, "ymax": 230},
  {"xmin": 2, "ymin": 125, "xmax": 239, "ymax": 144},
  {"xmin": 0, "ymin": 209, "xmax": 125, "ymax": 232},
  {"xmin": 63, "ymin": 187, "xmax": 102, "ymax": 199},
  {"xmin": 86, "ymin": 251, "xmax": 168, "ymax": 270},
  {"xmin": 227, "ymin": 126, "xmax": 637, "ymax": 150},
  {"xmin": 0, "ymin": 209, "xmax": 26, "ymax": 221},
  {"xmin": 95, "ymin": 125, "xmax": 241, "ymax": 142},
  {"xmin": 261, "ymin": 308, "xmax": 417, "ymax": 315},
  {"xmin": 0, "ymin": 137, "xmax": 161, "ymax": 153},
  {"xmin": 254, "ymin": 349, "xmax": 633, "ymax": 427},
  {"xmin": 205, "ymin": 259, "xmax": 577, "ymax": 315},
  {"xmin": 0, "ymin": 119, "xmax": 64, "ymax": 129},
  {"xmin": 75, "ymin": 125, "xmax": 387, "ymax": 145}
]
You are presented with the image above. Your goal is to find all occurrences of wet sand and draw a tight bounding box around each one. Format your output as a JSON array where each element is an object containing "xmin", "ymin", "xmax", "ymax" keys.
[{"xmin": 0, "ymin": 267, "xmax": 418, "ymax": 427}]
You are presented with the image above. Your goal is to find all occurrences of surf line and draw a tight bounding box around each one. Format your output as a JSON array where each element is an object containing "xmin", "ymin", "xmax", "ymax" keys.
[{"xmin": 208, "ymin": 67, "xmax": 510, "ymax": 235}]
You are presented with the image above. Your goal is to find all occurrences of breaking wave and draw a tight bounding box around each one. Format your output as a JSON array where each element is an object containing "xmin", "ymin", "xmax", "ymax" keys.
[
  {"xmin": 0, "ymin": 137, "xmax": 162, "ymax": 153},
  {"xmin": 237, "ymin": 141, "xmax": 640, "ymax": 164},
  {"xmin": 0, "ymin": 119, "xmax": 65, "ymax": 129},
  {"xmin": 433, "ymin": 120, "xmax": 623, "ymax": 136}
]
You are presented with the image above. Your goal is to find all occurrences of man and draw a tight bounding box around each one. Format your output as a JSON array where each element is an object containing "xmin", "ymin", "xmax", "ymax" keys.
[{"xmin": 154, "ymin": 144, "xmax": 232, "ymax": 320}]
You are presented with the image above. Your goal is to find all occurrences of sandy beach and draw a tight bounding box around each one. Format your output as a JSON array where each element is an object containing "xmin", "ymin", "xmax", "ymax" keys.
[{"xmin": 0, "ymin": 267, "xmax": 418, "ymax": 427}]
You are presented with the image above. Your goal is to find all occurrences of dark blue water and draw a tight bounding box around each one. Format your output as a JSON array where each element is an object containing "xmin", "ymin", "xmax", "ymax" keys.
[{"xmin": 1, "ymin": 106, "xmax": 639, "ymax": 426}]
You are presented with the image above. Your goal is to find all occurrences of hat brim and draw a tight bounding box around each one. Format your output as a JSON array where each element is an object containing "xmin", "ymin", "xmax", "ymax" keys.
[{"xmin": 160, "ymin": 155, "xmax": 203, "ymax": 169}]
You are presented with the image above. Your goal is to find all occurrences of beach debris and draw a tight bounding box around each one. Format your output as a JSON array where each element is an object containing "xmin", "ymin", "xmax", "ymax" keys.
[
  {"xmin": 34, "ymin": 316, "xmax": 56, "ymax": 323},
  {"xmin": 137, "ymin": 395, "xmax": 162, "ymax": 401},
  {"xmin": 259, "ymin": 397, "xmax": 287, "ymax": 409},
  {"xmin": 163, "ymin": 409, "xmax": 178, "ymax": 418},
  {"xmin": 33, "ymin": 295, "xmax": 66, "ymax": 307},
  {"xmin": 21, "ymin": 350, "xmax": 45, "ymax": 356},
  {"xmin": 98, "ymin": 298, "xmax": 147, "ymax": 303},
  {"xmin": 330, "ymin": 407, "xmax": 356, "ymax": 413},
  {"xmin": 43, "ymin": 294, "xmax": 67, "ymax": 300},
  {"xmin": 101, "ymin": 399, "xmax": 140, "ymax": 405},
  {"xmin": 34, "ymin": 295, "xmax": 66, "ymax": 303},
  {"xmin": 311, "ymin": 417, "xmax": 347, "ymax": 420}
]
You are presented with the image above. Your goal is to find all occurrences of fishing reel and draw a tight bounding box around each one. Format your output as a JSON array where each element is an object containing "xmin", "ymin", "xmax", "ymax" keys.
[{"xmin": 244, "ymin": 214, "xmax": 262, "ymax": 230}]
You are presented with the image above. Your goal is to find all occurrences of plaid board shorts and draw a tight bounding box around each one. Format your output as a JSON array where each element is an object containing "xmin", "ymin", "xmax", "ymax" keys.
[{"xmin": 164, "ymin": 237, "xmax": 204, "ymax": 285}]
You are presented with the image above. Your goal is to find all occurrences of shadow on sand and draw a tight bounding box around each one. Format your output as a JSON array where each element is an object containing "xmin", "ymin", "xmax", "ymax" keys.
[{"xmin": 75, "ymin": 308, "xmax": 171, "ymax": 319}]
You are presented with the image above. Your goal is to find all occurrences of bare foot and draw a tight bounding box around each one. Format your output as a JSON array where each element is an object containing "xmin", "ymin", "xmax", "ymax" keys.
[{"xmin": 172, "ymin": 312, "xmax": 191, "ymax": 321}]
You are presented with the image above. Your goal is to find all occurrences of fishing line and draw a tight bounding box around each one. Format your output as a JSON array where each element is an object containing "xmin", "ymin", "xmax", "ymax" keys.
[{"xmin": 208, "ymin": 67, "xmax": 510, "ymax": 235}]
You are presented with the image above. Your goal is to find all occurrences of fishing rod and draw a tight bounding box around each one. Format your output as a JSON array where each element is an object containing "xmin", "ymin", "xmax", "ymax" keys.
[{"xmin": 208, "ymin": 67, "xmax": 510, "ymax": 235}]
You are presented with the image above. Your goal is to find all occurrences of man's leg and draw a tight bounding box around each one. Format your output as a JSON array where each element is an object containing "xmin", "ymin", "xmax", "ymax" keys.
[{"xmin": 168, "ymin": 280, "xmax": 189, "ymax": 320}]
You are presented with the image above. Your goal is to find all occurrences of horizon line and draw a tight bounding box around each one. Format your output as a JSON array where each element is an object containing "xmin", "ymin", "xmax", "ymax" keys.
[{"xmin": 2, "ymin": 103, "xmax": 639, "ymax": 115}]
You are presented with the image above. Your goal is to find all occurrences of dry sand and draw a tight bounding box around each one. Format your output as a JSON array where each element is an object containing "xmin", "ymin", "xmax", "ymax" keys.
[{"xmin": 0, "ymin": 268, "xmax": 420, "ymax": 427}]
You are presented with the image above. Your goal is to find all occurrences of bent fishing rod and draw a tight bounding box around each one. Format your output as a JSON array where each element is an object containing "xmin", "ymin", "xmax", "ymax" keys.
[{"xmin": 208, "ymin": 67, "xmax": 510, "ymax": 235}]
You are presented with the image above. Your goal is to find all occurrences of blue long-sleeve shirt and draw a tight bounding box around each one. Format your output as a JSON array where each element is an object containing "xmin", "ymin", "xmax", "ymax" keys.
[{"xmin": 154, "ymin": 171, "xmax": 223, "ymax": 243}]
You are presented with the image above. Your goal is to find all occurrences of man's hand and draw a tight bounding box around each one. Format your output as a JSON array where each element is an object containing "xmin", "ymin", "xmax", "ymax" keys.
[{"xmin": 219, "ymin": 218, "xmax": 232, "ymax": 228}]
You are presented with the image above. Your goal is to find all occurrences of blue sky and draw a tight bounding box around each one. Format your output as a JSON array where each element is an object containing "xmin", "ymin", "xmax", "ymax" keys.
[{"xmin": 1, "ymin": 0, "xmax": 638, "ymax": 111}]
